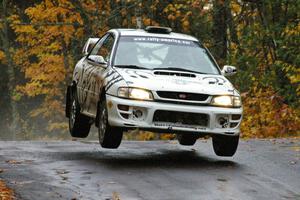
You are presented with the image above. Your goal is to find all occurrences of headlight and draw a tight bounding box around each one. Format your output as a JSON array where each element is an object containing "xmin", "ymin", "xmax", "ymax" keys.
[
  {"xmin": 118, "ymin": 87, "xmax": 154, "ymax": 100},
  {"xmin": 211, "ymin": 95, "xmax": 241, "ymax": 107}
]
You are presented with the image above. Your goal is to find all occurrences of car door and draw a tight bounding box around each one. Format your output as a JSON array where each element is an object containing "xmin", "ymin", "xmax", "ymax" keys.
[{"xmin": 79, "ymin": 33, "xmax": 115, "ymax": 117}]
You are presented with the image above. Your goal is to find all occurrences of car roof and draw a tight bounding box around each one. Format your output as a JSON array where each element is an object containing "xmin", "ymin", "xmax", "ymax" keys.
[{"xmin": 110, "ymin": 28, "xmax": 199, "ymax": 42}]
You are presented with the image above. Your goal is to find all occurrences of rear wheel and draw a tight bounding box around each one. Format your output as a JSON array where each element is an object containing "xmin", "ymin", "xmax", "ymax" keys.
[
  {"xmin": 68, "ymin": 89, "xmax": 91, "ymax": 138},
  {"xmin": 177, "ymin": 134, "xmax": 198, "ymax": 146},
  {"xmin": 98, "ymin": 99, "xmax": 123, "ymax": 148},
  {"xmin": 212, "ymin": 135, "xmax": 239, "ymax": 156}
]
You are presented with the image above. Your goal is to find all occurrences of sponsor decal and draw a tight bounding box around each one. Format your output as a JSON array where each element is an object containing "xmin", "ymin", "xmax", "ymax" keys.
[
  {"xmin": 120, "ymin": 36, "xmax": 198, "ymax": 47},
  {"xmin": 172, "ymin": 79, "xmax": 188, "ymax": 85},
  {"xmin": 123, "ymin": 69, "xmax": 152, "ymax": 79},
  {"xmin": 105, "ymin": 69, "xmax": 124, "ymax": 91},
  {"xmin": 202, "ymin": 76, "xmax": 226, "ymax": 84},
  {"xmin": 153, "ymin": 122, "xmax": 206, "ymax": 130}
]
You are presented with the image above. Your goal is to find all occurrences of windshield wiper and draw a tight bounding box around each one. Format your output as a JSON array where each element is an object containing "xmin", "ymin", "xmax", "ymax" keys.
[
  {"xmin": 153, "ymin": 67, "xmax": 207, "ymax": 74},
  {"xmin": 114, "ymin": 65, "xmax": 150, "ymax": 70}
]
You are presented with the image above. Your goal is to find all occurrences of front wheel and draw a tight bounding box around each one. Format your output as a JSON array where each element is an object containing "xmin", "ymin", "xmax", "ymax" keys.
[
  {"xmin": 212, "ymin": 135, "xmax": 239, "ymax": 157},
  {"xmin": 98, "ymin": 99, "xmax": 123, "ymax": 149},
  {"xmin": 177, "ymin": 134, "xmax": 198, "ymax": 146}
]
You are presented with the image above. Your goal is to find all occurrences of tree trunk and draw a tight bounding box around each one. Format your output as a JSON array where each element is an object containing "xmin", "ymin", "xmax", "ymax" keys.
[
  {"xmin": 1, "ymin": 0, "xmax": 18, "ymax": 139},
  {"xmin": 212, "ymin": 0, "xmax": 229, "ymax": 64}
]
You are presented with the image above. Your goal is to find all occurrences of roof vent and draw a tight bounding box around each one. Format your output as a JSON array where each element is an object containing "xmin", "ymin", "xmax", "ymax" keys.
[{"xmin": 145, "ymin": 26, "xmax": 172, "ymax": 34}]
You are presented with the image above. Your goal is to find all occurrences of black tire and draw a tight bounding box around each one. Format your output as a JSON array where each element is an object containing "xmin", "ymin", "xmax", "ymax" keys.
[
  {"xmin": 68, "ymin": 89, "xmax": 91, "ymax": 138},
  {"xmin": 177, "ymin": 134, "xmax": 198, "ymax": 146},
  {"xmin": 98, "ymin": 99, "xmax": 123, "ymax": 149},
  {"xmin": 212, "ymin": 135, "xmax": 239, "ymax": 157}
]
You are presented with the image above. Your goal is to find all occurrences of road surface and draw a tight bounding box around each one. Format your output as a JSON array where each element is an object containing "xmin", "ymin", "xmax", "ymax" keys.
[{"xmin": 0, "ymin": 139, "xmax": 299, "ymax": 200}]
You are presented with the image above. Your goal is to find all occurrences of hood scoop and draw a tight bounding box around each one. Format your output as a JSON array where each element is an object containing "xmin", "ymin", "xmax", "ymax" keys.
[{"xmin": 154, "ymin": 70, "xmax": 196, "ymax": 78}]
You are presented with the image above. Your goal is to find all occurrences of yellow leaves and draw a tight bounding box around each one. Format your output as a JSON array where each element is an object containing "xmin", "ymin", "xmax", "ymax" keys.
[
  {"xmin": 135, "ymin": 131, "xmax": 156, "ymax": 141},
  {"xmin": 167, "ymin": 14, "xmax": 176, "ymax": 21},
  {"xmin": 241, "ymin": 84, "xmax": 300, "ymax": 138},
  {"xmin": 160, "ymin": 134, "xmax": 176, "ymax": 140},
  {"xmin": 186, "ymin": 11, "xmax": 192, "ymax": 16},
  {"xmin": 182, "ymin": 20, "xmax": 190, "ymax": 29},
  {"xmin": 0, "ymin": 51, "xmax": 5, "ymax": 64},
  {"xmin": 277, "ymin": 61, "xmax": 300, "ymax": 96},
  {"xmin": 283, "ymin": 22, "xmax": 300, "ymax": 36},
  {"xmin": 289, "ymin": 67, "xmax": 300, "ymax": 84},
  {"xmin": 164, "ymin": 3, "xmax": 192, "ymax": 32},
  {"xmin": 12, "ymin": 0, "xmax": 80, "ymax": 123},
  {"xmin": 24, "ymin": 55, "xmax": 66, "ymax": 84},
  {"xmin": 47, "ymin": 122, "xmax": 68, "ymax": 132},
  {"xmin": 18, "ymin": 81, "xmax": 43, "ymax": 97},
  {"xmin": 230, "ymin": 1, "xmax": 241, "ymax": 15}
]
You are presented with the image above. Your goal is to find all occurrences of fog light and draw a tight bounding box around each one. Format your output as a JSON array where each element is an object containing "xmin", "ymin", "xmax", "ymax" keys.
[
  {"xmin": 133, "ymin": 109, "xmax": 143, "ymax": 118},
  {"xmin": 218, "ymin": 116, "xmax": 229, "ymax": 128},
  {"xmin": 219, "ymin": 117, "xmax": 226, "ymax": 125}
]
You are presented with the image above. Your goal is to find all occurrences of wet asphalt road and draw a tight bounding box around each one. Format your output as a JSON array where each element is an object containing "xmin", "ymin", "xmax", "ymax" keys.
[{"xmin": 0, "ymin": 139, "xmax": 299, "ymax": 200}]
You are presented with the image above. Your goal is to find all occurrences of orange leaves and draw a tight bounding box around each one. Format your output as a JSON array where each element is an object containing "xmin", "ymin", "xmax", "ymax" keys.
[
  {"xmin": 163, "ymin": 3, "xmax": 196, "ymax": 32},
  {"xmin": 21, "ymin": 0, "xmax": 84, "ymax": 45},
  {"xmin": 0, "ymin": 180, "xmax": 14, "ymax": 200},
  {"xmin": 11, "ymin": 1, "xmax": 82, "ymax": 131},
  {"xmin": 143, "ymin": 18, "xmax": 151, "ymax": 26}
]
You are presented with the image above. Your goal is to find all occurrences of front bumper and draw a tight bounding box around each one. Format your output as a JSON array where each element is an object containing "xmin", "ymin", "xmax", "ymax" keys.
[{"xmin": 106, "ymin": 94, "xmax": 243, "ymax": 136}]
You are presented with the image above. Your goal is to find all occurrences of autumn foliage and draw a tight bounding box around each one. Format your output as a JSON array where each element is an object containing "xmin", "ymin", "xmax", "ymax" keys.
[
  {"xmin": 241, "ymin": 83, "xmax": 300, "ymax": 138},
  {"xmin": 0, "ymin": 0, "xmax": 299, "ymax": 139}
]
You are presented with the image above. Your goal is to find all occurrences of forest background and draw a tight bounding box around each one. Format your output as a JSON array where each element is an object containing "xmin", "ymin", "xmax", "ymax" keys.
[{"xmin": 0, "ymin": 0, "xmax": 299, "ymax": 140}]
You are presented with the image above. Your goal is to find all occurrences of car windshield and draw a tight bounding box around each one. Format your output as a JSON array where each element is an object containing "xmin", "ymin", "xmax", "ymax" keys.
[{"xmin": 114, "ymin": 36, "xmax": 220, "ymax": 75}]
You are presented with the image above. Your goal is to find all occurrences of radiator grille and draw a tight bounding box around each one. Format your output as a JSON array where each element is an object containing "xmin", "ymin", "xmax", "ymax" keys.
[{"xmin": 156, "ymin": 91, "xmax": 209, "ymax": 101}]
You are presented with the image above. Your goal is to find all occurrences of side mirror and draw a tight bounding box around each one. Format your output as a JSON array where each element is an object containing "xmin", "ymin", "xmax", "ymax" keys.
[
  {"xmin": 88, "ymin": 55, "xmax": 107, "ymax": 65},
  {"xmin": 222, "ymin": 65, "xmax": 237, "ymax": 76},
  {"xmin": 82, "ymin": 38, "xmax": 99, "ymax": 56}
]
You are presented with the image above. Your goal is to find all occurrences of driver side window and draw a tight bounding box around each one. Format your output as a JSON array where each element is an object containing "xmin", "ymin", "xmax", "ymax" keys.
[{"xmin": 90, "ymin": 34, "xmax": 114, "ymax": 63}]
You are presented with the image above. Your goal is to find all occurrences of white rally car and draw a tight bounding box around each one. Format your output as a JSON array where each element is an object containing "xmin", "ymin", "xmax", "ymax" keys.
[{"xmin": 66, "ymin": 26, "xmax": 243, "ymax": 156}]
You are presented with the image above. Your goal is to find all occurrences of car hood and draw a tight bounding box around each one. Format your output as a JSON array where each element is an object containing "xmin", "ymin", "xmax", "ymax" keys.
[{"xmin": 115, "ymin": 68, "xmax": 238, "ymax": 96}]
